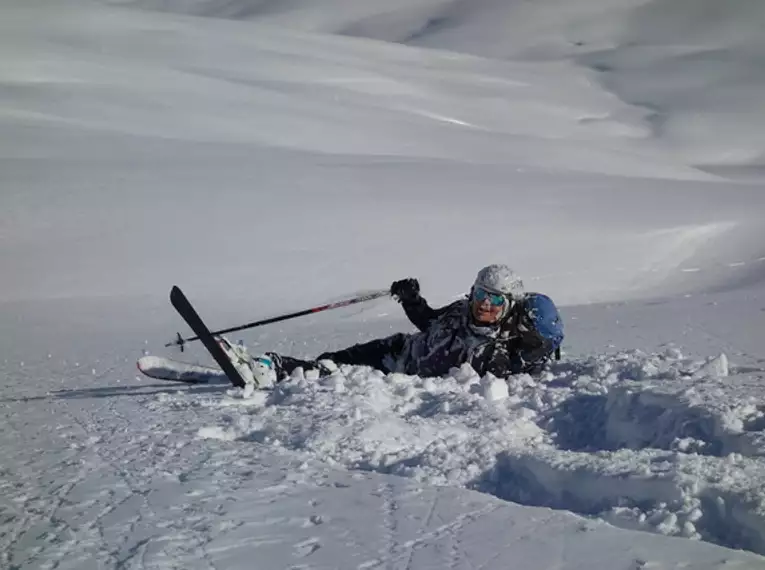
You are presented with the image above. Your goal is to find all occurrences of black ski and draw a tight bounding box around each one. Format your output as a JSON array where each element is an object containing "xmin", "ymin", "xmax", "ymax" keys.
[{"xmin": 169, "ymin": 286, "xmax": 247, "ymax": 388}]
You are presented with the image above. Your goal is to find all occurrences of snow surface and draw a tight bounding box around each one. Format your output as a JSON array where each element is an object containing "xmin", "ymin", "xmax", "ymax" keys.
[{"xmin": 2, "ymin": 0, "xmax": 765, "ymax": 567}]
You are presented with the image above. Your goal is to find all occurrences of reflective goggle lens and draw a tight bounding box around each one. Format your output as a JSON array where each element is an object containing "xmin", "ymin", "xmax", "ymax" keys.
[{"xmin": 473, "ymin": 287, "xmax": 506, "ymax": 306}]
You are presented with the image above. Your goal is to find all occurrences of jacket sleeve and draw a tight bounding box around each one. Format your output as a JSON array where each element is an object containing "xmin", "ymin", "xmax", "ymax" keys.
[
  {"xmin": 495, "ymin": 294, "xmax": 563, "ymax": 375},
  {"xmin": 399, "ymin": 295, "xmax": 447, "ymax": 332},
  {"xmin": 484, "ymin": 335, "xmax": 551, "ymax": 377},
  {"xmin": 513, "ymin": 334, "xmax": 556, "ymax": 374},
  {"xmin": 481, "ymin": 345, "xmax": 517, "ymax": 377}
]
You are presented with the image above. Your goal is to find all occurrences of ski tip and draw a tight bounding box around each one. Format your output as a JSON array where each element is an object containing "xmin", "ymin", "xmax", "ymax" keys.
[{"xmin": 170, "ymin": 285, "xmax": 186, "ymax": 305}]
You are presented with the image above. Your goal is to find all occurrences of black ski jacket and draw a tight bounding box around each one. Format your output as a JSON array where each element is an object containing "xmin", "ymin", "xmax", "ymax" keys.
[{"xmin": 394, "ymin": 295, "xmax": 547, "ymax": 378}]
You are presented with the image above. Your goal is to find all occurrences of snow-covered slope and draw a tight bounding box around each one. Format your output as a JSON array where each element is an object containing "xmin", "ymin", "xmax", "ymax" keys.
[
  {"xmin": 3, "ymin": 0, "xmax": 764, "ymax": 307},
  {"xmin": 4, "ymin": 291, "xmax": 765, "ymax": 568},
  {"xmin": 113, "ymin": 0, "xmax": 765, "ymax": 171},
  {"xmin": 2, "ymin": 0, "xmax": 765, "ymax": 567}
]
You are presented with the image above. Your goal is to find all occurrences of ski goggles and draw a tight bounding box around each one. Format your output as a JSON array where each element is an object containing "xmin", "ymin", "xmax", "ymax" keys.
[{"xmin": 472, "ymin": 287, "xmax": 507, "ymax": 307}]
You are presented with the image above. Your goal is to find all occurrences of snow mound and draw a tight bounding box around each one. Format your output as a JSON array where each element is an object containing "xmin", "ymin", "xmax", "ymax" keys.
[{"xmin": 186, "ymin": 348, "xmax": 765, "ymax": 554}]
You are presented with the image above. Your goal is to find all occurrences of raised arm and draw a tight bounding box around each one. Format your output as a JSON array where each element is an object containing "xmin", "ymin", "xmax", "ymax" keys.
[{"xmin": 390, "ymin": 278, "xmax": 444, "ymax": 332}]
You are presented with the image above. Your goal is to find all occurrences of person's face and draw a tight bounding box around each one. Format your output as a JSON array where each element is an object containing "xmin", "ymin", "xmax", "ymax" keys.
[{"xmin": 470, "ymin": 287, "xmax": 507, "ymax": 324}]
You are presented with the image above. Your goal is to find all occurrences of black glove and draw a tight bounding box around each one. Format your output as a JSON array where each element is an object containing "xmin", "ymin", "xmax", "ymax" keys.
[{"xmin": 390, "ymin": 278, "xmax": 420, "ymax": 303}]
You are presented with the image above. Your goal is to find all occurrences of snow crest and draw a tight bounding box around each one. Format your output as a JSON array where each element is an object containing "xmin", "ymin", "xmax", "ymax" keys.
[{"xmin": 186, "ymin": 349, "xmax": 765, "ymax": 554}]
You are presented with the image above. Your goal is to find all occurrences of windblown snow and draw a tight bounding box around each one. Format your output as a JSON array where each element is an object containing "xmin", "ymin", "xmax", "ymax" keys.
[{"xmin": 2, "ymin": 0, "xmax": 765, "ymax": 568}]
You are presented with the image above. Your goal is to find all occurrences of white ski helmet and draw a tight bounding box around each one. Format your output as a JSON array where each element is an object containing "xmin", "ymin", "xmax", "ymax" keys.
[{"xmin": 472, "ymin": 264, "xmax": 524, "ymax": 301}]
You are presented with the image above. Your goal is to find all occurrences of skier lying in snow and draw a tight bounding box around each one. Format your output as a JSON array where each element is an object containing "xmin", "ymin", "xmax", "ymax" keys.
[{"xmin": 220, "ymin": 264, "xmax": 564, "ymax": 389}]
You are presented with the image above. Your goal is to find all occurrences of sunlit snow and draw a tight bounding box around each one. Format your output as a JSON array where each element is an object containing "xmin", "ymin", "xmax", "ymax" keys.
[{"xmin": 2, "ymin": 0, "xmax": 765, "ymax": 568}]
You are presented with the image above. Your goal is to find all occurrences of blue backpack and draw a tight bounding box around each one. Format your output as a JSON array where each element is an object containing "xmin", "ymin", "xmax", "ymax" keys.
[{"xmin": 519, "ymin": 292, "xmax": 564, "ymax": 364}]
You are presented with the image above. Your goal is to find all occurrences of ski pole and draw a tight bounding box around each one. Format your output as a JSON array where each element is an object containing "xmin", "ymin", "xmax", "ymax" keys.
[{"xmin": 166, "ymin": 288, "xmax": 391, "ymax": 350}]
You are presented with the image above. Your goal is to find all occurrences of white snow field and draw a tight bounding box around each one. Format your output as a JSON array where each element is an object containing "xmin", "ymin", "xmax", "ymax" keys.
[{"xmin": 2, "ymin": 0, "xmax": 765, "ymax": 568}]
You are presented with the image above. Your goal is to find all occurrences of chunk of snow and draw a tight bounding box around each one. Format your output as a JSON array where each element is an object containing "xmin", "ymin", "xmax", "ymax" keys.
[
  {"xmin": 695, "ymin": 354, "xmax": 729, "ymax": 379},
  {"xmin": 481, "ymin": 376, "xmax": 509, "ymax": 402}
]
